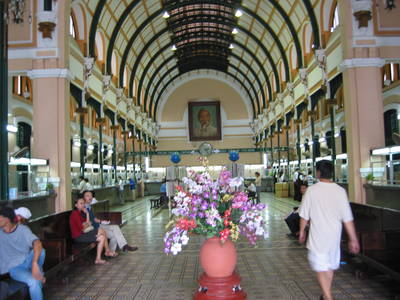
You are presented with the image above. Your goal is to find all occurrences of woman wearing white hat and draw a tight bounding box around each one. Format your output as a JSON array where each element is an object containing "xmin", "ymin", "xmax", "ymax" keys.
[{"xmin": 15, "ymin": 207, "xmax": 32, "ymax": 224}]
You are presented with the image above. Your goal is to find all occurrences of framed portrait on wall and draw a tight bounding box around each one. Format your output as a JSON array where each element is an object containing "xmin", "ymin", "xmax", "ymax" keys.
[{"xmin": 188, "ymin": 101, "xmax": 222, "ymax": 141}]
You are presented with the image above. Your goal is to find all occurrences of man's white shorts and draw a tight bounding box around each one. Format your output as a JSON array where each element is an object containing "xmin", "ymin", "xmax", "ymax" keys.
[{"xmin": 308, "ymin": 247, "xmax": 341, "ymax": 272}]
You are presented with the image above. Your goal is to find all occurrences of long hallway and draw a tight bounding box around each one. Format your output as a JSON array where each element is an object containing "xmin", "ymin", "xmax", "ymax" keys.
[{"xmin": 45, "ymin": 194, "xmax": 395, "ymax": 300}]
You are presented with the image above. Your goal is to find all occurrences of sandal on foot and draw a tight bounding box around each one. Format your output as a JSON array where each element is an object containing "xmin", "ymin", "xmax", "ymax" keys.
[
  {"xmin": 105, "ymin": 251, "xmax": 118, "ymax": 257},
  {"xmin": 94, "ymin": 259, "xmax": 109, "ymax": 265}
]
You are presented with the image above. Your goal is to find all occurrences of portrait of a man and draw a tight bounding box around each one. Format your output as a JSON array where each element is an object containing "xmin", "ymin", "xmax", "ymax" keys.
[{"xmin": 188, "ymin": 101, "xmax": 222, "ymax": 141}]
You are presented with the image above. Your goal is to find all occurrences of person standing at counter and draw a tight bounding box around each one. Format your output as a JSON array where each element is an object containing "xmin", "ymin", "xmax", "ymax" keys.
[
  {"xmin": 84, "ymin": 178, "xmax": 92, "ymax": 191},
  {"xmin": 78, "ymin": 176, "xmax": 87, "ymax": 194},
  {"xmin": 118, "ymin": 176, "xmax": 125, "ymax": 204},
  {"xmin": 0, "ymin": 207, "xmax": 46, "ymax": 300},
  {"xmin": 255, "ymin": 172, "xmax": 262, "ymax": 204}
]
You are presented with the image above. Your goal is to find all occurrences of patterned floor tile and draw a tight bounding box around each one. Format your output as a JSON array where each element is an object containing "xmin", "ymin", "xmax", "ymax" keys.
[{"xmin": 44, "ymin": 194, "xmax": 399, "ymax": 299}]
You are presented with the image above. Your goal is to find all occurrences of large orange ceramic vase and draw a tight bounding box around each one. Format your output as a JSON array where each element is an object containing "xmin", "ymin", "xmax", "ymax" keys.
[
  {"xmin": 200, "ymin": 237, "xmax": 237, "ymax": 277},
  {"xmin": 193, "ymin": 237, "xmax": 246, "ymax": 300}
]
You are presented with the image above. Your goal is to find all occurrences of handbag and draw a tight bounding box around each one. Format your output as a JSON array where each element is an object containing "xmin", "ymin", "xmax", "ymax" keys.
[{"xmin": 83, "ymin": 222, "xmax": 94, "ymax": 233}]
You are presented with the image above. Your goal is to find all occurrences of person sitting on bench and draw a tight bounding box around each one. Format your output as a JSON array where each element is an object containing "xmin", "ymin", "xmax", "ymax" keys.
[
  {"xmin": 284, "ymin": 182, "xmax": 308, "ymax": 237},
  {"xmin": 246, "ymin": 182, "xmax": 257, "ymax": 204},
  {"xmin": 82, "ymin": 191, "xmax": 138, "ymax": 252},
  {"xmin": 69, "ymin": 198, "xmax": 117, "ymax": 264},
  {"xmin": 0, "ymin": 207, "xmax": 46, "ymax": 300},
  {"xmin": 14, "ymin": 207, "xmax": 32, "ymax": 224}
]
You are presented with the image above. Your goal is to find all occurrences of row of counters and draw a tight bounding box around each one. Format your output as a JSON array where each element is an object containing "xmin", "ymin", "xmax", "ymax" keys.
[{"xmin": 1, "ymin": 180, "xmax": 400, "ymax": 219}]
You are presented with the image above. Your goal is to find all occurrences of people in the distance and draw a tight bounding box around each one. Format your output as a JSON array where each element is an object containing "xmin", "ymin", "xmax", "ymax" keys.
[
  {"xmin": 284, "ymin": 182, "xmax": 308, "ymax": 237},
  {"xmin": 82, "ymin": 190, "xmax": 138, "ymax": 252},
  {"xmin": 194, "ymin": 109, "xmax": 217, "ymax": 137},
  {"xmin": 78, "ymin": 176, "xmax": 87, "ymax": 194},
  {"xmin": 84, "ymin": 178, "xmax": 92, "ymax": 191},
  {"xmin": 246, "ymin": 182, "xmax": 257, "ymax": 204},
  {"xmin": 254, "ymin": 172, "xmax": 262, "ymax": 204},
  {"xmin": 69, "ymin": 198, "xmax": 117, "ymax": 264},
  {"xmin": 118, "ymin": 176, "xmax": 125, "ymax": 204},
  {"xmin": 298, "ymin": 160, "xmax": 360, "ymax": 300},
  {"xmin": 15, "ymin": 207, "xmax": 32, "ymax": 224},
  {"xmin": 160, "ymin": 179, "xmax": 168, "ymax": 206},
  {"xmin": 306, "ymin": 170, "xmax": 315, "ymax": 186},
  {"xmin": 0, "ymin": 207, "xmax": 46, "ymax": 300}
]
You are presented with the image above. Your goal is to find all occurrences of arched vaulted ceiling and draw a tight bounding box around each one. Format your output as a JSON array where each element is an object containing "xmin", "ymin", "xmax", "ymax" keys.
[{"xmin": 86, "ymin": 0, "xmax": 320, "ymax": 121}]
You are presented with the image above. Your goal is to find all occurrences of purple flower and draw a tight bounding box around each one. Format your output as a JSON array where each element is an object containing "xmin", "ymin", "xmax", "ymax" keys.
[{"xmin": 201, "ymin": 201, "xmax": 209, "ymax": 210}]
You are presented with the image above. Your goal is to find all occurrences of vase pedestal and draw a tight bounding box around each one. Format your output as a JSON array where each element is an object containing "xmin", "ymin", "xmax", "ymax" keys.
[{"xmin": 193, "ymin": 272, "xmax": 246, "ymax": 300}]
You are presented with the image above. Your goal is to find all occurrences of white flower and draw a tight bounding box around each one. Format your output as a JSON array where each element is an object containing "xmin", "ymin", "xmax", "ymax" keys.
[
  {"xmin": 255, "ymin": 226, "xmax": 264, "ymax": 236},
  {"xmin": 229, "ymin": 177, "xmax": 243, "ymax": 188},
  {"xmin": 171, "ymin": 243, "xmax": 182, "ymax": 255},
  {"xmin": 181, "ymin": 234, "xmax": 189, "ymax": 245}
]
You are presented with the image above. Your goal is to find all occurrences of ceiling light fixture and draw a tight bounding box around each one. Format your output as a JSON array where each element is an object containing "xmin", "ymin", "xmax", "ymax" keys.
[
  {"xmin": 162, "ymin": 11, "xmax": 170, "ymax": 18},
  {"xmin": 229, "ymin": 44, "xmax": 234, "ymax": 49},
  {"xmin": 7, "ymin": 124, "xmax": 18, "ymax": 133},
  {"xmin": 232, "ymin": 28, "xmax": 238, "ymax": 35},
  {"xmin": 171, "ymin": 44, "xmax": 177, "ymax": 51},
  {"xmin": 235, "ymin": 9, "xmax": 243, "ymax": 17}
]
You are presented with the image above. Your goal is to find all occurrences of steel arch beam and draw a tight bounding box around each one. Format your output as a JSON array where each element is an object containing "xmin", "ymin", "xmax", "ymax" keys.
[
  {"xmin": 150, "ymin": 64, "xmax": 257, "ymax": 119},
  {"xmin": 91, "ymin": 0, "xmax": 313, "ymax": 76},
  {"xmin": 140, "ymin": 52, "xmax": 266, "ymax": 114},
  {"xmin": 122, "ymin": 17, "xmax": 284, "ymax": 93},
  {"xmin": 136, "ymin": 23, "xmax": 276, "ymax": 106},
  {"xmin": 138, "ymin": 53, "xmax": 266, "ymax": 113},
  {"xmin": 137, "ymin": 41, "xmax": 270, "ymax": 112},
  {"xmin": 151, "ymin": 61, "xmax": 260, "ymax": 119},
  {"xmin": 129, "ymin": 26, "xmax": 275, "ymax": 103}
]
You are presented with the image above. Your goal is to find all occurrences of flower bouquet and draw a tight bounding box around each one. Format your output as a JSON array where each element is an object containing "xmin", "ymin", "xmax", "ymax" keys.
[{"xmin": 164, "ymin": 168, "xmax": 268, "ymax": 255}]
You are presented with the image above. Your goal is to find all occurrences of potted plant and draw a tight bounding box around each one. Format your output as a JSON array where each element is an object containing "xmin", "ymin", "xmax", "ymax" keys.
[
  {"xmin": 164, "ymin": 166, "xmax": 268, "ymax": 298},
  {"xmin": 46, "ymin": 183, "xmax": 55, "ymax": 194},
  {"xmin": 365, "ymin": 173, "xmax": 374, "ymax": 185}
]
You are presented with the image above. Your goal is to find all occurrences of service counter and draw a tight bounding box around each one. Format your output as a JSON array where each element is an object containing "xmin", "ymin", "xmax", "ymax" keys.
[
  {"xmin": 0, "ymin": 192, "xmax": 57, "ymax": 219},
  {"xmin": 365, "ymin": 184, "xmax": 400, "ymax": 211},
  {"xmin": 144, "ymin": 180, "xmax": 163, "ymax": 196}
]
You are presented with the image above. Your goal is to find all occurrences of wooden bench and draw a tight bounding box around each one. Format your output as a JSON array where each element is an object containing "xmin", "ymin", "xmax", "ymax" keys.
[
  {"xmin": 342, "ymin": 202, "xmax": 400, "ymax": 282},
  {"xmin": 0, "ymin": 200, "xmax": 124, "ymax": 299},
  {"xmin": 150, "ymin": 194, "xmax": 167, "ymax": 209}
]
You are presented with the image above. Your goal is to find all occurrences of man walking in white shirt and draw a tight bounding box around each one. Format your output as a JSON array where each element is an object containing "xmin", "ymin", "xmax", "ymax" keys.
[{"xmin": 298, "ymin": 160, "xmax": 360, "ymax": 300}]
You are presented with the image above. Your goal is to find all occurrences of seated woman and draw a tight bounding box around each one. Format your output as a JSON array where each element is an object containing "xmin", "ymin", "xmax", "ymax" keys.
[{"xmin": 69, "ymin": 198, "xmax": 117, "ymax": 264}]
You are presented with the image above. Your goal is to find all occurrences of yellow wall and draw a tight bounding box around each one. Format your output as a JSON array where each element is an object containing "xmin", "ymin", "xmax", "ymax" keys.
[{"xmin": 161, "ymin": 78, "xmax": 250, "ymax": 122}]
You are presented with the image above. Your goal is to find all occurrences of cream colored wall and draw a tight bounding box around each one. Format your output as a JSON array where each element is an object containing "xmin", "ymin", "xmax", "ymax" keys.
[
  {"xmin": 152, "ymin": 152, "xmax": 262, "ymax": 168},
  {"xmin": 156, "ymin": 77, "xmax": 257, "ymax": 167},
  {"xmin": 161, "ymin": 78, "xmax": 250, "ymax": 122}
]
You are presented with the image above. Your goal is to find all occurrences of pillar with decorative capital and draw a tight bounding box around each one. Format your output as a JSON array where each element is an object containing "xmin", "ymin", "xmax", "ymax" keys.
[
  {"xmin": 29, "ymin": 0, "xmax": 72, "ymax": 211},
  {"xmin": 339, "ymin": 0, "xmax": 385, "ymax": 203},
  {"xmin": 341, "ymin": 58, "xmax": 385, "ymax": 203},
  {"xmin": 30, "ymin": 71, "xmax": 72, "ymax": 211}
]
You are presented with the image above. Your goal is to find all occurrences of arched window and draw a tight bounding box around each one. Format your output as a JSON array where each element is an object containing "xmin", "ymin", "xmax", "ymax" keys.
[
  {"xmin": 12, "ymin": 76, "xmax": 32, "ymax": 101},
  {"xmin": 289, "ymin": 45, "xmax": 297, "ymax": 71},
  {"xmin": 384, "ymin": 109, "xmax": 399, "ymax": 146},
  {"xmin": 70, "ymin": 15, "xmax": 77, "ymax": 38},
  {"xmin": 95, "ymin": 32, "xmax": 105, "ymax": 62},
  {"xmin": 340, "ymin": 127, "xmax": 347, "ymax": 153},
  {"xmin": 279, "ymin": 61, "xmax": 286, "ymax": 83},
  {"xmin": 123, "ymin": 66, "xmax": 129, "ymax": 88},
  {"xmin": 330, "ymin": 4, "xmax": 340, "ymax": 32},
  {"xmin": 383, "ymin": 63, "xmax": 400, "ymax": 87},
  {"xmin": 111, "ymin": 51, "xmax": 118, "ymax": 77}
]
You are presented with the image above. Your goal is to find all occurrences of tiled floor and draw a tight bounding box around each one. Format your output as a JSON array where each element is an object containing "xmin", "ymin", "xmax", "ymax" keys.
[{"xmin": 45, "ymin": 194, "xmax": 398, "ymax": 299}]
